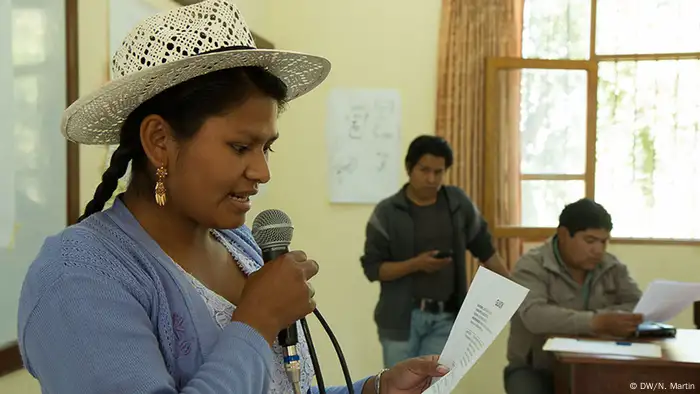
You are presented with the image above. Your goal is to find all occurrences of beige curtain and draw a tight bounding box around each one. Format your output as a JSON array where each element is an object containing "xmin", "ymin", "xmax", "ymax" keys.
[
  {"xmin": 435, "ymin": 0, "xmax": 524, "ymax": 283},
  {"xmin": 494, "ymin": 66, "xmax": 523, "ymax": 275}
]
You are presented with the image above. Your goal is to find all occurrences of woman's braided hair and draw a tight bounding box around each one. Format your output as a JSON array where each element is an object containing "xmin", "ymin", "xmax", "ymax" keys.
[{"xmin": 78, "ymin": 66, "xmax": 288, "ymax": 222}]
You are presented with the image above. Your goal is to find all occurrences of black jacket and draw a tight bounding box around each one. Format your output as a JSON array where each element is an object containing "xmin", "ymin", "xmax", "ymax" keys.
[{"xmin": 360, "ymin": 185, "xmax": 496, "ymax": 341}]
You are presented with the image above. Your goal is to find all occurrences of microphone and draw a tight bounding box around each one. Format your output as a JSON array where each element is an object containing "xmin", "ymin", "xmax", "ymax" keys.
[
  {"xmin": 251, "ymin": 209, "xmax": 313, "ymax": 394},
  {"xmin": 252, "ymin": 209, "xmax": 353, "ymax": 394},
  {"xmin": 251, "ymin": 209, "xmax": 298, "ymax": 346}
]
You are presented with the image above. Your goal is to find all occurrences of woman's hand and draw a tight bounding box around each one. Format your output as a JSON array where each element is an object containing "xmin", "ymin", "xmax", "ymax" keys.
[
  {"xmin": 365, "ymin": 355, "xmax": 449, "ymax": 394},
  {"xmin": 232, "ymin": 250, "xmax": 318, "ymax": 344}
]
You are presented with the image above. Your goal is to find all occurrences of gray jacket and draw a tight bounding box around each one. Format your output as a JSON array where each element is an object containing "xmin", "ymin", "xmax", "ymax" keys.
[
  {"xmin": 360, "ymin": 185, "xmax": 496, "ymax": 341},
  {"xmin": 506, "ymin": 238, "xmax": 642, "ymax": 371}
]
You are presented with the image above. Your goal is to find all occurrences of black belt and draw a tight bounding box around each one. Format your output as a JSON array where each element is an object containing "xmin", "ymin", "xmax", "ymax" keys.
[{"xmin": 414, "ymin": 298, "xmax": 448, "ymax": 314}]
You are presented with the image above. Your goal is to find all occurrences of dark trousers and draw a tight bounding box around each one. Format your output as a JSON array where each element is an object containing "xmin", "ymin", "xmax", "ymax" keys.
[{"xmin": 504, "ymin": 365, "xmax": 555, "ymax": 394}]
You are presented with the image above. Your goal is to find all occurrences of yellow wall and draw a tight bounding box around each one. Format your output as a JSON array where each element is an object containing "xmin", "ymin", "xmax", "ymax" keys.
[
  {"xmin": 4, "ymin": 0, "xmax": 700, "ymax": 393},
  {"xmin": 246, "ymin": 0, "xmax": 442, "ymax": 384}
]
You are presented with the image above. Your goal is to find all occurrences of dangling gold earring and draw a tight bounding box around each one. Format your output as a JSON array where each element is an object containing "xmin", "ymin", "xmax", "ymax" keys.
[{"xmin": 155, "ymin": 165, "xmax": 168, "ymax": 207}]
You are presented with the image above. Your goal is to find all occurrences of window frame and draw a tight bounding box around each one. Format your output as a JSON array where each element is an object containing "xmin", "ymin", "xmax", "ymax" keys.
[{"xmin": 484, "ymin": 0, "xmax": 700, "ymax": 245}]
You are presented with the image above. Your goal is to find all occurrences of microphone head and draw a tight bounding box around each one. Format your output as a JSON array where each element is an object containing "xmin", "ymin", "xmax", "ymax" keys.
[{"xmin": 252, "ymin": 209, "xmax": 294, "ymax": 252}]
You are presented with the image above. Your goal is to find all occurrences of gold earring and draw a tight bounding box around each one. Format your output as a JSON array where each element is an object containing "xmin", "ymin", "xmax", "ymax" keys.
[{"xmin": 155, "ymin": 166, "xmax": 168, "ymax": 207}]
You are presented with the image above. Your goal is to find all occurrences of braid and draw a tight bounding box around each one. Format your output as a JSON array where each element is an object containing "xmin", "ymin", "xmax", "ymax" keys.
[{"xmin": 78, "ymin": 144, "xmax": 133, "ymax": 222}]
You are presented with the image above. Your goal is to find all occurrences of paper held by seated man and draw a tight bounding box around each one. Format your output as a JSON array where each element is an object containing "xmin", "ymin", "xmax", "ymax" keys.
[
  {"xmin": 632, "ymin": 279, "xmax": 700, "ymax": 323},
  {"xmin": 423, "ymin": 266, "xmax": 529, "ymax": 394}
]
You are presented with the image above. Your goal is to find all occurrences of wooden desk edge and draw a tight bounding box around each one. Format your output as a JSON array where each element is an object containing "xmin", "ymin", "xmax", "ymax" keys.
[
  {"xmin": 555, "ymin": 351, "xmax": 700, "ymax": 368},
  {"xmin": 550, "ymin": 328, "xmax": 700, "ymax": 368}
]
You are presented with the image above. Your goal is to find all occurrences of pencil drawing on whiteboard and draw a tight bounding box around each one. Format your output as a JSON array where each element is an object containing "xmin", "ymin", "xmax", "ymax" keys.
[
  {"xmin": 376, "ymin": 152, "xmax": 389, "ymax": 172},
  {"xmin": 345, "ymin": 105, "xmax": 370, "ymax": 140},
  {"xmin": 371, "ymin": 99, "xmax": 397, "ymax": 140},
  {"xmin": 332, "ymin": 156, "xmax": 358, "ymax": 185},
  {"xmin": 325, "ymin": 88, "xmax": 401, "ymax": 204}
]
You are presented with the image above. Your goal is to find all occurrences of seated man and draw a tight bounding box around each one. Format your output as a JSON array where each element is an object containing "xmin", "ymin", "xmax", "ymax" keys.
[{"xmin": 504, "ymin": 198, "xmax": 643, "ymax": 394}]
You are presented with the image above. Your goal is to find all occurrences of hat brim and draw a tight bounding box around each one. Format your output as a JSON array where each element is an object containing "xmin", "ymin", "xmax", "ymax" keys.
[{"xmin": 62, "ymin": 49, "xmax": 331, "ymax": 145}]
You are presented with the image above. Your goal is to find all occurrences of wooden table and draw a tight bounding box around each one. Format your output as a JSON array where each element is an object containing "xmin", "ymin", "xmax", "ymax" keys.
[{"xmin": 552, "ymin": 329, "xmax": 700, "ymax": 394}]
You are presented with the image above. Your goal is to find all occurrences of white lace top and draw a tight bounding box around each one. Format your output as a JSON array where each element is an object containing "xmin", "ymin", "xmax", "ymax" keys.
[{"xmin": 170, "ymin": 230, "xmax": 315, "ymax": 394}]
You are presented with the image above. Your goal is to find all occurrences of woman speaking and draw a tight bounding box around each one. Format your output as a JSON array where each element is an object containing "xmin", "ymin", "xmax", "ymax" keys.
[{"xmin": 16, "ymin": 1, "xmax": 448, "ymax": 393}]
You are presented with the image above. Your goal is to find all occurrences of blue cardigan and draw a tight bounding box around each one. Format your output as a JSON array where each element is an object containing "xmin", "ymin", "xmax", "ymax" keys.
[{"xmin": 17, "ymin": 198, "xmax": 369, "ymax": 394}]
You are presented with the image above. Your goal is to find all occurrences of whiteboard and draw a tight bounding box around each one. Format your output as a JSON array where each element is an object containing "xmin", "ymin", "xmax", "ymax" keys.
[
  {"xmin": 0, "ymin": 0, "xmax": 67, "ymax": 347},
  {"xmin": 325, "ymin": 88, "xmax": 402, "ymax": 204}
]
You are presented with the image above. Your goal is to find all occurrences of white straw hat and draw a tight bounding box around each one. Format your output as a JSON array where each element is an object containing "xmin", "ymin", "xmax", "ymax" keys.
[{"xmin": 62, "ymin": 0, "xmax": 331, "ymax": 145}]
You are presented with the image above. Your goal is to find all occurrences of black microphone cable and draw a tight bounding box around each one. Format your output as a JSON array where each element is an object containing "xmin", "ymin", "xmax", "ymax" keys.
[
  {"xmin": 299, "ymin": 308, "xmax": 356, "ymax": 394},
  {"xmin": 300, "ymin": 317, "xmax": 325, "ymax": 393},
  {"xmin": 312, "ymin": 308, "xmax": 354, "ymax": 394}
]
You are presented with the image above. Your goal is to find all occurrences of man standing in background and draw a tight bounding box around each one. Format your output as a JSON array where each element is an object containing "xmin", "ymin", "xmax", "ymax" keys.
[
  {"xmin": 360, "ymin": 135, "xmax": 510, "ymax": 368},
  {"xmin": 504, "ymin": 198, "xmax": 643, "ymax": 394}
]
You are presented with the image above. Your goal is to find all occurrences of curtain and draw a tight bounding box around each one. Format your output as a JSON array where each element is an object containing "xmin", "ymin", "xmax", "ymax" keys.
[{"xmin": 435, "ymin": 0, "xmax": 524, "ymax": 283}]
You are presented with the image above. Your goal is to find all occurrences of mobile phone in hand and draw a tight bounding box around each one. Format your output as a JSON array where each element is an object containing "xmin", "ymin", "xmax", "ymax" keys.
[{"xmin": 434, "ymin": 250, "xmax": 453, "ymax": 259}]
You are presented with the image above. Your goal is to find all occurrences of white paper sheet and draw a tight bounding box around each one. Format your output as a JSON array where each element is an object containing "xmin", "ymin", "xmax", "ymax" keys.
[
  {"xmin": 633, "ymin": 279, "xmax": 700, "ymax": 322},
  {"xmin": 543, "ymin": 337, "xmax": 662, "ymax": 358},
  {"xmin": 423, "ymin": 267, "xmax": 529, "ymax": 394}
]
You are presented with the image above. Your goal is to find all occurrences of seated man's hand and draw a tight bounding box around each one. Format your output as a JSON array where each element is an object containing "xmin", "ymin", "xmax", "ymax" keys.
[{"xmin": 591, "ymin": 312, "xmax": 644, "ymax": 337}]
